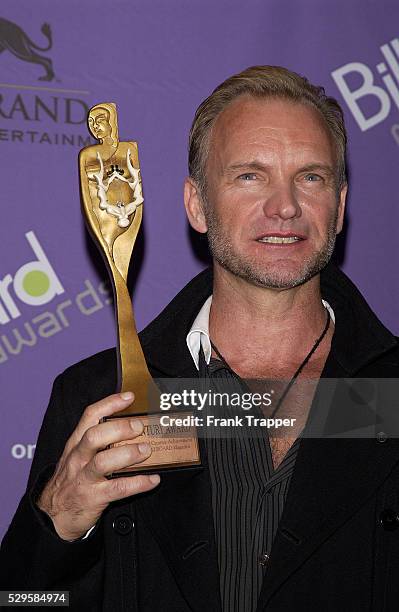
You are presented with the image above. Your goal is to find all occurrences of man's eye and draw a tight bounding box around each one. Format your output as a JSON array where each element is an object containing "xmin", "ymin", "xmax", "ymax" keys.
[
  {"xmin": 304, "ymin": 173, "xmax": 322, "ymax": 182},
  {"xmin": 239, "ymin": 173, "xmax": 257, "ymax": 181}
]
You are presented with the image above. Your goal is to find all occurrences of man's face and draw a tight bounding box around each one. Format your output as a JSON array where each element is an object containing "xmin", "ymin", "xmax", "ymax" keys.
[
  {"xmin": 88, "ymin": 107, "xmax": 112, "ymax": 140},
  {"xmin": 186, "ymin": 96, "xmax": 347, "ymax": 290}
]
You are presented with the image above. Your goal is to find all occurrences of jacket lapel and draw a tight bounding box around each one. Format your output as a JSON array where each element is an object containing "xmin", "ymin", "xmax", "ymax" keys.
[
  {"xmin": 256, "ymin": 348, "xmax": 399, "ymax": 610},
  {"xmin": 135, "ymin": 269, "xmax": 220, "ymax": 611},
  {"xmin": 257, "ymin": 433, "xmax": 399, "ymax": 610},
  {"xmin": 134, "ymin": 442, "xmax": 222, "ymax": 612}
]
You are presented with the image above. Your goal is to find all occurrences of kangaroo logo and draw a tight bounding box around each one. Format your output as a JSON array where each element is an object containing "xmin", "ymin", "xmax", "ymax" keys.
[{"xmin": 0, "ymin": 17, "xmax": 55, "ymax": 81}]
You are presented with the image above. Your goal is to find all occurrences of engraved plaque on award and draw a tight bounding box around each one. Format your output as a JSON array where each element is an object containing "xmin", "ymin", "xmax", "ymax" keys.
[{"xmin": 79, "ymin": 103, "xmax": 201, "ymax": 476}]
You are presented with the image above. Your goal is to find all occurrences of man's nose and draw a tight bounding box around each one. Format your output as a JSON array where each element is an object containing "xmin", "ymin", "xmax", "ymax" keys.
[{"xmin": 261, "ymin": 183, "xmax": 301, "ymax": 220}]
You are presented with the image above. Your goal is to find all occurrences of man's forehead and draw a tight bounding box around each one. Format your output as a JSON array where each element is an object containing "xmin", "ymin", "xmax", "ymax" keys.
[
  {"xmin": 215, "ymin": 96, "xmax": 326, "ymax": 134},
  {"xmin": 210, "ymin": 95, "xmax": 334, "ymax": 160}
]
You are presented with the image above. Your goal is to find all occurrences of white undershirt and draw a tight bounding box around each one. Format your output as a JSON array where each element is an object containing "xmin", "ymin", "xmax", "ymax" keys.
[{"xmin": 186, "ymin": 295, "xmax": 335, "ymax": 371}]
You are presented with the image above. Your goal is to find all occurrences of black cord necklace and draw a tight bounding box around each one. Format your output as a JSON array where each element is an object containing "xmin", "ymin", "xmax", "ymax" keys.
[{"xmin": 210, "ymin": 309, "xmax": 331, "ymax": 419}]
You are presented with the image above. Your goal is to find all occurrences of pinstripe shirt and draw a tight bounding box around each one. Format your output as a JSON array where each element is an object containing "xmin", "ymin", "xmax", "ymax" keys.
[{"xmin": 199, "ymin": 351, "xmax": 300, "ymax": 612}]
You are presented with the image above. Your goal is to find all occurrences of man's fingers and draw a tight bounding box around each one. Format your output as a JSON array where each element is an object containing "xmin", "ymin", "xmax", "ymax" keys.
[
  {"xmin": 85, "ymin": 441, "xmax": 152, "ymax": 480},
  {"xmin": 66, "ymin": 392, "xmax": 136, "ymax": 450},
  {"xmin": 98, "ymin": 473, "xmax": 161, "ymax": 504},
  {"xmin": 73, "ymin": 415, "xmax": 145, "ymax": 464}
]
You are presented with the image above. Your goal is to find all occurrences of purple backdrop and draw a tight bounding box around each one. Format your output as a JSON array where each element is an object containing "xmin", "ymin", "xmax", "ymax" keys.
[{"xmin": 1, "ymin": 0, "xmax": 398, "ymax": 539}]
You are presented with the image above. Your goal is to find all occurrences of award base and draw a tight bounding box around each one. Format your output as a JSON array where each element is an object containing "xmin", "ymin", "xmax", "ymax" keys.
[{"xmin": 103, "ymin": 411, "xmax": 201, "ymax": 477}]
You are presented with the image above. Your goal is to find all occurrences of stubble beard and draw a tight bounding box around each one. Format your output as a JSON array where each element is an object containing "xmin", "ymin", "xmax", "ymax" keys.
[{"xmin": 204, "ymin": 205, "xmax": 339, "ymax": 290}]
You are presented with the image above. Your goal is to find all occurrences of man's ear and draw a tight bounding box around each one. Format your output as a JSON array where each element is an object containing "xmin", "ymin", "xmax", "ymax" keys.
[
  {"xmin": 184, "ymin": 177, "xmax": 208, "ymax": 234},
  {"xmin": 336, "ymin": 183, "xmax": 348, "ymax": 235}
]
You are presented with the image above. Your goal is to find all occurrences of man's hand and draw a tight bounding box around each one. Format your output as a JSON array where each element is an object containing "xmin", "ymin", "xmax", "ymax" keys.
[{"xmin": 37, "ymin": 391, "xmax": 160, "ymax": 541}]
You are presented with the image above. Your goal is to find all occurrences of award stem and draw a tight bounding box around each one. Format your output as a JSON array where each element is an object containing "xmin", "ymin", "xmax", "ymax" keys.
[{"xmin": 113, "ymin": 267, "xmax": 153, "ymax": 413}]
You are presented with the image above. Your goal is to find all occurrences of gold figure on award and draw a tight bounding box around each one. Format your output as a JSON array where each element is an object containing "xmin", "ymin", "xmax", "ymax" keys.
[{"xmin": 79, "ymin": 103, "xmax": 201, "ymax": 475}]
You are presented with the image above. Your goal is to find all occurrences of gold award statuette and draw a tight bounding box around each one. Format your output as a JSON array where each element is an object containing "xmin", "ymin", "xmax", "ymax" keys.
[{"xmin": 79, "ymin": 102, "xmax": 201, "ymax": 476}]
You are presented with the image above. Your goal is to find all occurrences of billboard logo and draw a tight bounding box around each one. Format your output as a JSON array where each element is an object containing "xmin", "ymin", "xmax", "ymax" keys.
[
  {"xmin": 332, "ymin": 37, "xmax": 399, "ymax": 131},
  {"xmin": 0, "ymin": 230, "xmax": 112, "ymax": 365},
  {"xmin": 0, "ymin": 17, "xmax": 55, "ymax": 81},
  {"xmin": 0, "ymin": 231, "xmax": 64, "ymax": 325}
]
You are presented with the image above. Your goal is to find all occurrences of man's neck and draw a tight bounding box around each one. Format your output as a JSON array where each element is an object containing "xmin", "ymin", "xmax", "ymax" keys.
[{"xmin": 209, "ymin": 264, "xmax": 332, "ymax": 378}]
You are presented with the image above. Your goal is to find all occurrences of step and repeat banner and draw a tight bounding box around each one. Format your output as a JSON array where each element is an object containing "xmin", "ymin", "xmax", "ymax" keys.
[{"xmin": 1, "ymin": 0, "xmax": 398, "ymax": 538}]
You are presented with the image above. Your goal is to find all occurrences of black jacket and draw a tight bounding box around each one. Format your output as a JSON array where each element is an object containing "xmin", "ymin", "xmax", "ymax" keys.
[{"xmin": 1, "ymin": 263, "xmax": 399, "ymax": 612}]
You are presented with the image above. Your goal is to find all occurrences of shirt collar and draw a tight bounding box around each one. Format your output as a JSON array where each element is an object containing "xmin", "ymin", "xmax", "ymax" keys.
[{"xmin": 186, "ymin": 295, "xmax": 335, "ymax": 371}]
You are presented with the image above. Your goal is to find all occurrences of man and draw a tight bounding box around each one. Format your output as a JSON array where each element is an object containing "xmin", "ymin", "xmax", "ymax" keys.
[{"xmin": 1, "ymin": 66, "xmax": 399, "ymax": 611}]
